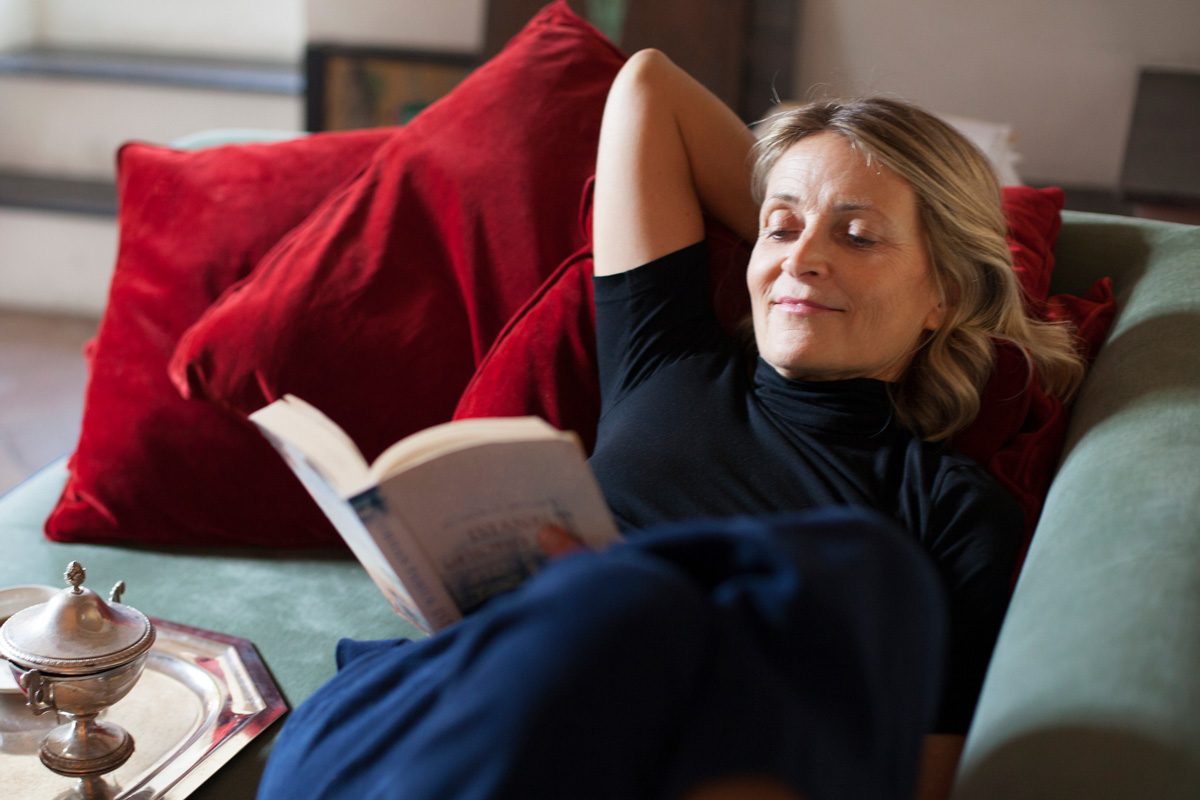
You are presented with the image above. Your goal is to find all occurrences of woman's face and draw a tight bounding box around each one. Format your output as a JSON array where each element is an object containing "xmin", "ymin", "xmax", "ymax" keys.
[{"xmin": 747, "ymin": 132, "xmax": 945, "ymax": 382}]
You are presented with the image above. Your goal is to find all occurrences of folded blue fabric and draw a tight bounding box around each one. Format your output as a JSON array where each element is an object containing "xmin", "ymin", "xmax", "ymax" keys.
[{"xmin": 259, "ymin": 507, "xmax": 947, "ymax": 800}]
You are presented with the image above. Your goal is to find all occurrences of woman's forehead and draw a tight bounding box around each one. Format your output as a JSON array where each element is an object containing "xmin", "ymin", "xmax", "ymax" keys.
[{"xmin": 764, "ymin": 134, "xmax": 918, "ymax": 219}]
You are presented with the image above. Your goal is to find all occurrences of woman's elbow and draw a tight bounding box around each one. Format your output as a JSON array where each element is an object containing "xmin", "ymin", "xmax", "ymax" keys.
[
  {"xmin": 624, "ymin": 47, "xmax": 672, "ymax": 72},
  {"xmin": 610, "ymin": 48, "xmax": 675, "ymax": 97}
]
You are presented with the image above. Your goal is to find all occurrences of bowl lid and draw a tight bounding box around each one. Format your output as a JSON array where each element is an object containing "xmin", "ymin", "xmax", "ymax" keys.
[{"xmin": 0, "ymin": 562, "xmax": 154, "ymax": 675}]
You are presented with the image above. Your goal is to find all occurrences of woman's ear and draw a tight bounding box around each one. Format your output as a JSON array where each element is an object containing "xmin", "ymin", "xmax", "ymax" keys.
[
  {"xmin": 924, "ymin": 271, "xmax": 958, "ymax": 331},
  {"xmin": 923, "ymin": 299, "xmax": 947, "ymax": 331}
]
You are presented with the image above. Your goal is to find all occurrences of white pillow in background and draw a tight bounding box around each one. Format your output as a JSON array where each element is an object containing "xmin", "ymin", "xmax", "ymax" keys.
[
  {"xmin": 754, "ymin": 104, "xmax": 1024, "ymax": 187},
  {"xmin": 937, "ymin": 113, "xmax": 1023, "ymax": 187}
]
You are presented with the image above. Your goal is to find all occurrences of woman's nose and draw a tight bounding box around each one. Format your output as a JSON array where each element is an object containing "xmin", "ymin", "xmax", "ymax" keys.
[{"xmin": 781, "ymin": 230, "xmax": 830, "ymax": 278}]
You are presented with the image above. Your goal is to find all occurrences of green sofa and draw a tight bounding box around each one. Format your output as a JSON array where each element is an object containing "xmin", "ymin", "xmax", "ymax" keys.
[{"xmin": 2, "ymin": 210, "xmax": 1198, "ymax": 798}]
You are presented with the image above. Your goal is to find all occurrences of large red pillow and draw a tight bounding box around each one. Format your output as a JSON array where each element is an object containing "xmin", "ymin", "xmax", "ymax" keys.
[
  {"xmin": 454, "ymin": 185, "xmax": 1116, "ymax": 538},
  {"xmin": 45, "ymin": 130, "xmax": 393, "ymax": 546},
  {"xmin": 167, "ymin": 4, "xmax": 624, "ymax": 523}
]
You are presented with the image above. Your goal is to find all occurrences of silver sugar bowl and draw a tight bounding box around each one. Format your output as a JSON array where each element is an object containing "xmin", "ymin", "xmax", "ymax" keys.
[{"xmin": 0, "ymin": 561, "xmax": 155, "ymax": 777}]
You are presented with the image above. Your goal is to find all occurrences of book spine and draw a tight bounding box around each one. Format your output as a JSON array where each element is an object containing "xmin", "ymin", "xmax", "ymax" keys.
[{"xmin": 351, "ymin": 489, "xmax": 463, "ymax": 632}]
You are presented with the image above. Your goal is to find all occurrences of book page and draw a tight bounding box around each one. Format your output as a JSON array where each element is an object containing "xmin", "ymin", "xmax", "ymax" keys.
[
  {"xmin": 368, "ymin": 416, "xmax": 566, "ymax": 485},
  {"xmin": 255, "ymin": 430, "xmax": 429, "ymax": 631},
  {"xmin": 250, "ymin": 396, "xmax": 372, "ymax": 497},
  {"xmin": 377, "ymin": 437, "xmax": 621, "ymax": 616}
]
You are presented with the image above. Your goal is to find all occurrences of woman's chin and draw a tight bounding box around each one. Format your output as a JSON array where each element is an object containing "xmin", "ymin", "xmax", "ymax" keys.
[
  {"xmin": 761, "ymin": 355, "xmax": 888, "ymax": 383},
  {"xmin": 763, "ymin": 356, "xmax": 841, "ymax": 382}
]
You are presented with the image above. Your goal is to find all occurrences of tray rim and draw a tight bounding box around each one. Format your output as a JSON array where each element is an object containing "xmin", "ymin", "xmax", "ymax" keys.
[{"xmin": 135, "ymin": 616, "xmax": 289, "ymax": 799}]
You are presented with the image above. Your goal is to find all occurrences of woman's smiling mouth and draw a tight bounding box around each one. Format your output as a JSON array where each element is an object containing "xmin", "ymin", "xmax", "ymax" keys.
[{"xmin": 771, "ymin": 296, "xmax": 844, "ymax": 315}]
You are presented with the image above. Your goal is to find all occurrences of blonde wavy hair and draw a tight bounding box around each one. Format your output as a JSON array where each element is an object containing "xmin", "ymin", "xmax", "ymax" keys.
[{"xmin": 750, "ymin": 97, "xmax": 1085, "ymax": 441}]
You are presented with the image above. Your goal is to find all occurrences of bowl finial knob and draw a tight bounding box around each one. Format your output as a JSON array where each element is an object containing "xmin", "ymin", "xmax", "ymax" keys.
[{"xmin": 65, "ymin": 561, "xmax": 86, "ymax": 594}]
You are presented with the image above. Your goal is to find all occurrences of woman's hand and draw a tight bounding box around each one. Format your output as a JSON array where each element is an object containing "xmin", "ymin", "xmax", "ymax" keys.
[
  {"xmin": 537, "ymin": 524, "xmax": 586, "ymax": 559},
  {"xmin": 915, "ymin": 734, "xmax": 964, "ymax": 800}
]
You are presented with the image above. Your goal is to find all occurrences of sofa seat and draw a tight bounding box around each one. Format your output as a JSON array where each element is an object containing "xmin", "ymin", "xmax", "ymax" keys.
[{"xmin": 0, "ymin": 458, "xmax": 411, "ymax": 799}]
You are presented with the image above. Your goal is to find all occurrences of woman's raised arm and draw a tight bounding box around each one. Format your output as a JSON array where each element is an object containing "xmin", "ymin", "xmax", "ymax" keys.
[{"xmin": 592, "ymin": 49, "xmax": 760, "ymax": 277}]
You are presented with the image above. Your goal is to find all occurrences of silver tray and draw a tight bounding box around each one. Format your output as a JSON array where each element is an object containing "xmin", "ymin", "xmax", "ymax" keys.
[{"xmin": 1, "ymin": 607, "xmax": 287, "ymax": 799}]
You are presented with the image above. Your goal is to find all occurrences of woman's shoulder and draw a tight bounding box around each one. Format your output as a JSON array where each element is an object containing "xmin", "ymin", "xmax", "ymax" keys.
[
  {"xmin": 592, "ymin": 240, "xmax": 709, "ymax": 301},
  {"xmin": 905, "ymin": 438, "xmax": 1023, "ymax": 530},
  {"xmin": 925, "ymin": 443, "xmax": 1009, "ymax": 498}
]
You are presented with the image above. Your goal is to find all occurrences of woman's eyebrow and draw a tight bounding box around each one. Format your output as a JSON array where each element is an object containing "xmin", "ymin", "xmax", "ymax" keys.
[{"xmin": 766, "ymin": 193, "xmax": 878, "ymax": 214}]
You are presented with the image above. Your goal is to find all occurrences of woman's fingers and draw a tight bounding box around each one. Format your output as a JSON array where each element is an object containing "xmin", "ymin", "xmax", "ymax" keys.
[{"xmin": 537, "ymin": 525, "xmax": 586, "ymax": 559}]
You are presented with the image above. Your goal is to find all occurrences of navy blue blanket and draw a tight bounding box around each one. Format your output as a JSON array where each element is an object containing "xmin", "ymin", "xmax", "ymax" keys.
[{"xmin": 258, "ymin": 507, "xmax": 946, "ymax": 800}]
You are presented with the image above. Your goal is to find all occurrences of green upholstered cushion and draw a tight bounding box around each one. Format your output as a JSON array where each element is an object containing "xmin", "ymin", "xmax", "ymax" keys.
[
  {"xmin": 0, "ymin": 459, "xmax": 416, "ymax": 799},
  {"xmin": 956, "ymin": 214, "xmax": 1200, "ymax": 799}
]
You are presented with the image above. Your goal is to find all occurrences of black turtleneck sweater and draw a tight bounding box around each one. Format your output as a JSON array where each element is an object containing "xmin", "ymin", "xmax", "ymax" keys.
[{"xmin": 588, "ymin": 241, "xmax": 1022, "ymax": 734}]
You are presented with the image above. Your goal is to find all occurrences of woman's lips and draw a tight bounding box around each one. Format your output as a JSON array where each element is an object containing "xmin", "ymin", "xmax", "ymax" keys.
[{"xmin": 771, "ymin": 297, "xmax": 843, "ymax": 314}]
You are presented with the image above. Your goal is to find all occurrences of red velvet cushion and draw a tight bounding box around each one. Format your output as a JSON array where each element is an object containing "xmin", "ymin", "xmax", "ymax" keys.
[
  {"xmin": 983, "ymin": 278, "xmax": 1115, "ymax": 541},
  {"xmin": 157, "ymin": 3, "xmax": 622, "ymax": 546},
  {"xmin": 44, "ymin": 130, "xmax": 393, "ymax": 546},
  {"xmin": 455, "ymin": 185, "xmax": 1116, "ymax": 538},
  {"xmin": 1001, "ymin": 185, "xmax": 1065, "ymax": 307}
]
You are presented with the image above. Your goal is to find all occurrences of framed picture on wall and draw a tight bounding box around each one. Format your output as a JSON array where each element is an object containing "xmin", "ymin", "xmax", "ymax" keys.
[{"xmin": 305, "ymin": 44, "xmax": 479, "ymax": 131}]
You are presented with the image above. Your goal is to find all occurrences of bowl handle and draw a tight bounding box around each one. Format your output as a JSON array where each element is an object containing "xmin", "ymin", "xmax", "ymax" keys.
[{"xmin": 16, "ymin": 667, "xmax": 56, "ymax": 715}]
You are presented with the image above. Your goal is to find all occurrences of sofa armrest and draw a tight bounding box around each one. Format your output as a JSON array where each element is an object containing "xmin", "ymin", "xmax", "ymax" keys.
[{"xmin": 955, "ymin": 214, "xmax": 1200, "ymax": 798}]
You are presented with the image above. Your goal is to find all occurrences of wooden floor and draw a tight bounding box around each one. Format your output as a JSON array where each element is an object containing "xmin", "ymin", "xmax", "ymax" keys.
[{"xmin": 0, "ymin": 309, "xmax": 97, "ymax": 495}]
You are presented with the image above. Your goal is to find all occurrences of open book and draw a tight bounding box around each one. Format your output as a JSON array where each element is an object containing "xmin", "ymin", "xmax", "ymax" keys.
[{"xmin": 250, "ymin": 396, "xmax": 621, "ymax": 633}]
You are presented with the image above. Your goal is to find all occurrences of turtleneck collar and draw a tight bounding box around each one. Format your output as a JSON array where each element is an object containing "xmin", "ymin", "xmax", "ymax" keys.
[{"xmin": 752, "ymin": 358, "xmax": 897, "ymax": 436}]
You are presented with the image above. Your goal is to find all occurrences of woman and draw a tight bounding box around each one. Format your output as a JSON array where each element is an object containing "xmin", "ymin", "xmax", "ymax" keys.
[
  {"xmin": 586, "ymin": 47, "xmax": 1081, "ymax": 796},
  {"xmin": 258, "ymin": 51, "xmax": 1082, "ymax": 800}
]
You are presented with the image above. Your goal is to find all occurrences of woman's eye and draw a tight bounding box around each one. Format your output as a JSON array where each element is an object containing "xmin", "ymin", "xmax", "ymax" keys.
[
  {"xmin": 762, "ymin": 222, "xmax": 797, "ymax": 241},
  {"xmin": 846, "ymin": 233, "xmax": 876, "ymax": 248}
]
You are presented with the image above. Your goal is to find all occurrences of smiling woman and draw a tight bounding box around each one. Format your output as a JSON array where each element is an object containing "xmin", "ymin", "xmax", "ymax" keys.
[
  {"xmin": 748, "ymin": 97, "xmax": 1084, "ymax": 440},
  {"xmin": 583, "ymin": 47, "xmax": 1085, "ymax": 799},
  {"xmin": 747, "ymin": 131, "xmax": 945, "ymax": 385}
]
